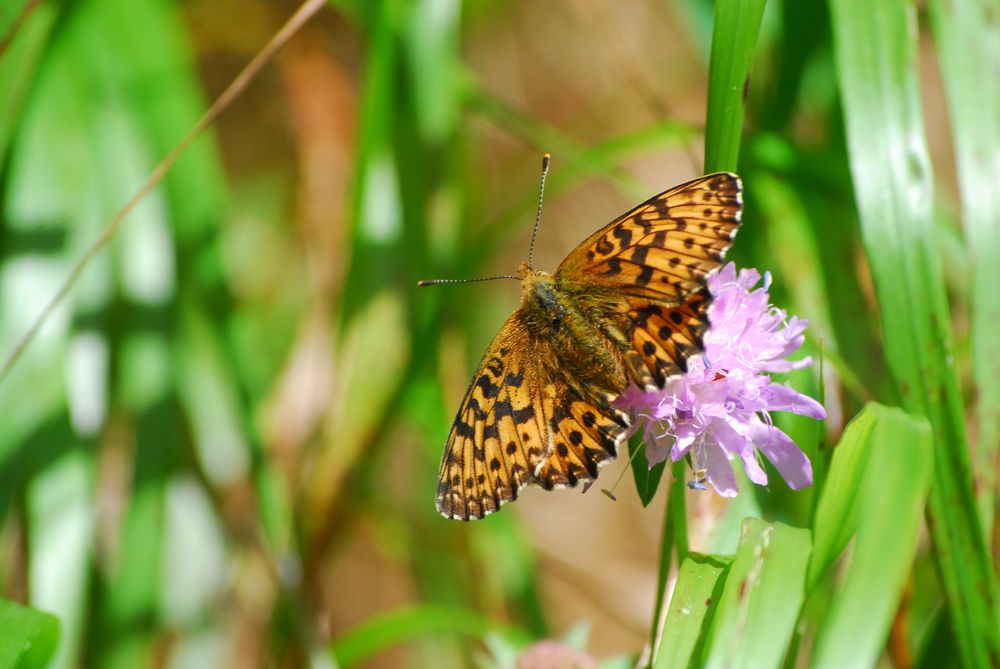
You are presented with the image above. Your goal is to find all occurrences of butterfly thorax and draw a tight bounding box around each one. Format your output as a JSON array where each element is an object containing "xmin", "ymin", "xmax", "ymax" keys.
[{"xmin": 517, "ymin": 262, "xmax": 627, "ymax": 398}]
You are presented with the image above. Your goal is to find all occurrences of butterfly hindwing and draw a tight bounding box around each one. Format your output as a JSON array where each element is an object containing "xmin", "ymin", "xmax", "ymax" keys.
[
  {"xmin": 437, "ymin": 314, "xmax": 550, "ymax": 520},
  {"xmin": 436, "ymin": 313, "xmax": 633, "ymax": 520},
  {"xmin": 627, "ymin": 288, "xmax": 713, "ymax": 388},
  {"xmin": 532, "ymin": 383, "xmax": 628, "ymax": 491}
]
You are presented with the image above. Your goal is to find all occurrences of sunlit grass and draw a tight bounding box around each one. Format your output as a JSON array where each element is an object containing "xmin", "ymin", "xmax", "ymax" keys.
[{"xmin": 0, "ymin": 0, "xmax": 997, "ymax": 667}]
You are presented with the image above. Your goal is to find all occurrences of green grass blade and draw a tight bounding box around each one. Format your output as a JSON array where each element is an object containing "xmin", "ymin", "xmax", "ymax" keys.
[
  {"xmin": 829, "ymin": 0, "xmax": 1000, "ymax": 663},
  {"xmin": 0, "ymin": 1, "xmax": 56, "ymax": 161},
  {"xmin": 700, "ymin": 519, "xmax": 811, "ymax": 669},
  {"xmin": 403, "ymin": 0, "xmax": 460, "ymax": 143},
  {"xmin": 330, "ymin": 604, "xmax": 526, "ymax": 667},
  {"xmin": 645, "ymin": 462, "xmax": 686, "ymax": 668},
  {"xmin": 703, "ymin": 0, "xmax": 767, "ymax": 173},
  {"xmin": 811, "ymin": 404, "xmax": 932, "ymax": 669},
  {"xmin": 928, "ymin": 0, "xmax": 1000, "ymax": 533},
  {"xmin": 807, "ymin": 405, "xmax": 877, "ymax": 588},
  {"xmin": 26, "ymin": 447, "xmax": 90, "ymax": 669},
  {"xmin": 0, "ymin": 598, "xmax": 60, "ymax": 669},
  {"xmin": 654, "ymin": 554, "xmax": 730, "ymax": 669}
]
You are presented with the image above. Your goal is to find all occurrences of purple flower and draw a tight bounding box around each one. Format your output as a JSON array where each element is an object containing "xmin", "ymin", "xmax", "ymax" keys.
[
  {"xmin": 617, "ymin": 263, "xmax": 825, "ymax": 496},
  {"xmin": 516, "ymin": 640, "xmax": 599, "ymax": 669}
]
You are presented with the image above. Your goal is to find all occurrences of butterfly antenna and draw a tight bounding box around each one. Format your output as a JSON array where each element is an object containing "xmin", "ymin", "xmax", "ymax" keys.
[
  {"xmin": 417, "ymin": 275, "xmax": 520, "ymax": 287},
  {"xmin": 527, "ymin": 153, "xmax": 551, "ymax": 272},
  {"xmin": 419, "ymin": 153, "xmax": 550, "ymax": 287}
]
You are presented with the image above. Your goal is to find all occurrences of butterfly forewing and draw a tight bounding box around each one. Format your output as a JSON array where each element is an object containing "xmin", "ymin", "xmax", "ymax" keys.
[{"xmin": 557, "ymin": 172, "xmax": 741, "ymax": 302}]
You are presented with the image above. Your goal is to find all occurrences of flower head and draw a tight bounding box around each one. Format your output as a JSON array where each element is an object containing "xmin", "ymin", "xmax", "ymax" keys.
[
  {"xmin": 617, "ymin": 263, "xmax": 825, "ymax": 496},
  {"xmin": 516, "ymin": 640, "xmax": 599, "ymax": 669}
]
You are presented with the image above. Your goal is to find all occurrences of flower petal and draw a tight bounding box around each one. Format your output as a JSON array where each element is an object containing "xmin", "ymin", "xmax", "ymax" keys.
[
  {"xmin": 644, "ymin": 429, "xmax": 669, "ymax": 466},
  {"xmin": 741, "ymin": 451, "xmax": 769, "ymax": 485},
  {"xmin": 707, "ymin": 416, "xmax": 746, "ymax": 453},
  {"xmin": 761, "ymin": 384, "xmax": 827, "ymax": 419},
  {"xmin": 671, "ymin": 433, "xmax": 695, "ymax": 460},
  {"xmin": 701, "ymin": 441, "xmax": 738, "ymax": 497},
  {"xmin": 709, "ymin": 417, "xmax": 768, "ymax": 485},
  {"xmin": 748, "ymin": 421, "xmax": 813, "ymax": 489}
]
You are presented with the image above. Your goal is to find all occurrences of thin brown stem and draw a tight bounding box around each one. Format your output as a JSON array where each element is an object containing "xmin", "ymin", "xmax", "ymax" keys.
[
  {"xmin": 0, "ymin": 0, "xmax": 42, "ymax": 61},
  {"xmin": 0, "ymin": 0, "xmax": 329, "ymax": 386}
]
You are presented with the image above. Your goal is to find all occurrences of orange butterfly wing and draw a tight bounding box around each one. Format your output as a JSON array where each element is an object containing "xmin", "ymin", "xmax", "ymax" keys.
[
  {"xmin": 436, "ymin": 313, "xmax": 629, "ymax": 520},
  {"xmin": 557, "ymin": 172, "xmax": 741, "ymax": 298}
]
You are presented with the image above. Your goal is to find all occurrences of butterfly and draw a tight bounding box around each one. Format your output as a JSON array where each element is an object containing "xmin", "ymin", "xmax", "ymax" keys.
[{"xmin": 434, "ymin": 167, "xmax": 742, "ymax": 520}]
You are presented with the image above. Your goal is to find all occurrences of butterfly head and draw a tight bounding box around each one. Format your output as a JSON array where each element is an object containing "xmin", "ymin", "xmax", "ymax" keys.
[
  {"xmin": 516, "ymin": 260, "xmax": 546, "ymax": 279},
  {"xmin": 516, "ymin": 262, "xmax": 567, "ymax": 334},
  {"xmin": 517, "ymin": 260, "xmax": 553, "ymax": 293}
]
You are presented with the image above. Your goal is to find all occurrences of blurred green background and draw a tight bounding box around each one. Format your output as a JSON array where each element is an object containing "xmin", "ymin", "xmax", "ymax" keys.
[{"xmin": 1, "ymin": 0, "xmax": 998, "ymax": 667}]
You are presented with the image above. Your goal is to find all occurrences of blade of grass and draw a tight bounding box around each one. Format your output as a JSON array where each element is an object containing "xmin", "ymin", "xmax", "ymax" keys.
[
  {"xmin": 928, "ymin": 0, "xmax": 1000, "ymax": 535},
  {"xmin": 0, "ymin": 0, "xmax": 53, "ymax": 159},
  {"xmin": 646, "ymin": 0, "xmax": 767, "ymax": 650},
  {"xmin": 654, "ymin": 554, "xmax": 731, "ymax": 669},
  {"xmin": 646, "ymin": 461, "xmax": 687, "ymax": 668},
  {"xmin": 807, "ymin": 404, "xmax": 878, "ymax": 588},
  {"xmin": 330, "ymin": 604, "xmax": 527, "ymax": 667},
  {"xmin": 0, "ymin": 0, "xmax": 328, "ymax": 387},
  {"xmin": 703, "ymin": 0, "xmax": 767, "ymax": 173},
  {"xmin": 700, "ymin": 518, "xmax": 811, "ymax": 669},
  {"xmin": 0, "ymin": 0, "xmax": 41, "ymax": 59},
  {"xmin": 26, "ymin": 449, "xmax": 89, "ymax": 669},
  {"xmin": 811, "ymin": 404, "xmax": 933, "ymax": 668},
  {"xmin": 0, "ymin": 597, "xmax": 59, "ymax": 669},
  {"xmin": 829, "ymin": 0, "xmax": 1000, "ymax": 663}
]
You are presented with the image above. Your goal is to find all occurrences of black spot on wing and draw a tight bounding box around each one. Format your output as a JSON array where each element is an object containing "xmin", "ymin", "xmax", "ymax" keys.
[
  {"xmin": 613, "ymin": 226, "xmax": 632, "ymax": 249},
  {"xmin": 494, "ymin": 401, "xmax": 536, "ymax": 425},
  {"xmin": 476, "ymin": 374, "xmax": 500, "ymax": 399},
  {"xmin": 630, "ymin": 245, "xmax": 649, "ymax": 265},
  {"xmin": 636, "ymin": 265, "xmax": 653, "ymax": 287},
  {"xmin": 504, "ymin": 371, "xmax": 524, "ymax": 387},
  {"xmin": 633, "ymin": 304, "xmax": 662, "ymax": 328},
  {"xmin": 486, "ymin": 356, "xmax": 503, "ymax": 377}
]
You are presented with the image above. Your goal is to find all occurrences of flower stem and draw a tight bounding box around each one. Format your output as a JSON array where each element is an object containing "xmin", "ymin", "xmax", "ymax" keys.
[{"xmin": 647, "ymin": 460, "xmax": 689, "ymax": 667}]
